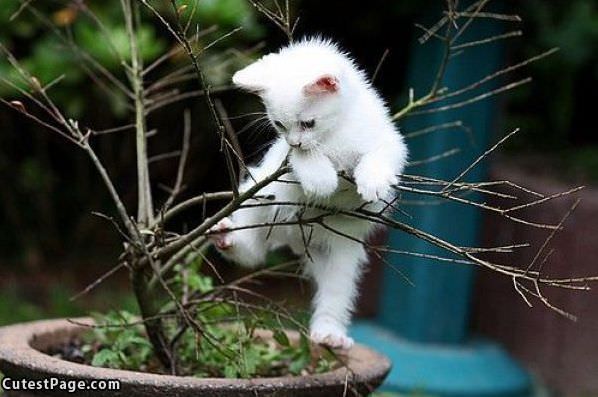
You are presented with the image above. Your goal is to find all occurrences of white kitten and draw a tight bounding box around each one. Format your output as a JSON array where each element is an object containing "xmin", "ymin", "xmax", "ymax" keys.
[{"xmin": 211, "ymin": 38, "xmax": 408, "ymax": 349}]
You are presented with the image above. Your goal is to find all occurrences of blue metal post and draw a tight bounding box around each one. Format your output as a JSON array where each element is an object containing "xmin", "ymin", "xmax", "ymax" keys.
[{"xmin": 351, "ymin": 10, "xmax": 531, "ymax": 397}]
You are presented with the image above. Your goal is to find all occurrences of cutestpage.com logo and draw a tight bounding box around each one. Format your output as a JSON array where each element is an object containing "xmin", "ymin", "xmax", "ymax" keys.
[{"xmin": 2, "ymin": 377, "xmax": 121, "ymax": 393}]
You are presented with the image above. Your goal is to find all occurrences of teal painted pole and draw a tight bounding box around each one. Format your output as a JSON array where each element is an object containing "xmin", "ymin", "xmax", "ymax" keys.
[
  {"xmin": 352, "ymin": 6, "xmax": 531, "ymax": 396},
  {"xmin": 377, "ymin": 24, "xmax": 491, "ymax": 345}
]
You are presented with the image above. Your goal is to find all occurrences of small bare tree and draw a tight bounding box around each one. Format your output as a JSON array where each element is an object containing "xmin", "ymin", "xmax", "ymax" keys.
[{"xmin": 1, "ymin": 0, "xmax": 595, "ymax": 377}]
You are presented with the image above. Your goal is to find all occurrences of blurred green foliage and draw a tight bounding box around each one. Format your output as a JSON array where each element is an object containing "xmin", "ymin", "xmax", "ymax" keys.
[
  {"xmin": 536, "ymin": 1, "xmax": 598, "ymax": 67},
  {"xmin": 0, "ymin": 0, "xmax": 266, "ymax": 262},
  {"xmin": 505, "ymin": 0, "xmax": 598, "ymax": 177},
  {"xmin": 0, "ymin": 284, "xmax": 136, "ymax": 326},
  {"xmin": 0, "ymin": 0, "xmax": 263, "ymax": 115},
  {"xmin": 0, "ymin": 286, "xmax": 80, "ymax": 326}
]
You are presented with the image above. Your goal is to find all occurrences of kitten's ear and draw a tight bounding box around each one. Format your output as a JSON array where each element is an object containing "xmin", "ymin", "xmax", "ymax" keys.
[
  {"xmin": 232, "ymin": 60, "xmax": 269, "ymax": 93},
  {"xmin": 303, "ymin": 74, "xmax": 339, "ymax": 95}
]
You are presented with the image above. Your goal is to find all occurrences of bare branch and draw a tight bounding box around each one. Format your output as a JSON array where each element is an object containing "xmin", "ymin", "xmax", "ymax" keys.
[{"xmin": 162, "ymin": 109, "xmax": 192, "ymax": 211}]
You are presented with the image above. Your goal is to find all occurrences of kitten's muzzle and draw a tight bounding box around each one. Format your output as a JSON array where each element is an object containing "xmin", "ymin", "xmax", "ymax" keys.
[{"xmin": 286, "ymin": 132, "xmax": 303, "ymax": 149}]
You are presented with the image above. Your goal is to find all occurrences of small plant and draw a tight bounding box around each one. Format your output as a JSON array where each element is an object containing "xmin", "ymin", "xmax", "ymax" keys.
[
  {"xmin": 1, "ymin": 0, "xmax": 596, "ymax": 392},
  {"xmin": 86, "ymin": 311, "xmax": 154, "ymax": 371},
  {"xmin": 68, "ymin": 259, "xmax": 338, "ymax": 378},
  {"xmin": 75, "ymin": 307, "xmax": 336, "ymax": 378}
]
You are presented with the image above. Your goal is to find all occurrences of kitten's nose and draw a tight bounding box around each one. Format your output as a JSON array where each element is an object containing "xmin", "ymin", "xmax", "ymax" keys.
[
  {"xmin": 287, "ymin": 134, "xmax": 302, "ymax": 149},
  {"xmin": 287, "ymin": 136, "xmax": 301, "ymax": 148}
]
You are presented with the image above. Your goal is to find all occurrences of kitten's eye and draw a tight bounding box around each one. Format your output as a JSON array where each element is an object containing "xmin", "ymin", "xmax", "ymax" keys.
[
  {"xmin": 273, "ymin": 120, "xmax": 286, "ymax": 131},
  {"xmin": 300, "ymin": 119, "xmax": 315, "ymax": 130}
]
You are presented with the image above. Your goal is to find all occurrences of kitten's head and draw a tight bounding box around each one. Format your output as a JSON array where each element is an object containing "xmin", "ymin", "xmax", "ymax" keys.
[{"xmin": 232, "ymin": 39, "xmax": 349, "ymax": 152}]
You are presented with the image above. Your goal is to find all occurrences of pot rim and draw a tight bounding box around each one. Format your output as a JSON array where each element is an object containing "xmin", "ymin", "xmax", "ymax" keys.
[{"xmin": 0, "ymin": 317, "xmax": 391, "ymax": 391}]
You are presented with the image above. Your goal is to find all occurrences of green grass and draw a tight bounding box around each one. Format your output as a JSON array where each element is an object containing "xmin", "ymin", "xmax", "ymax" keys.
[{"xmin": 0, "ymin": 284, "xmax": 136, "ymax": 326}]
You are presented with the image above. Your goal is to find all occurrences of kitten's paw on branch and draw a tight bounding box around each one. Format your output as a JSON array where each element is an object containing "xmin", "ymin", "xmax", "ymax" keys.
[
  {"xmin": 301, "ymin": 172, "xmax": 339, "ymax": 198},
  {"xmin": 355, "ymin": 171, "xmax": 398, "ymax": 202},
  {"xmin": 290, "ymin": 150, "xmax": 339, "ymax": 198},
  {"xmin": 208, "ymin": 217, "xmax": 234, "ymax": 250}
]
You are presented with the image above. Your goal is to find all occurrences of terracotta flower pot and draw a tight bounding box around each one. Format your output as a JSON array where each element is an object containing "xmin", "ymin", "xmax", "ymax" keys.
[{"xmin": 0, "ymin": 318, "xmax": 391, "ymax": 396}]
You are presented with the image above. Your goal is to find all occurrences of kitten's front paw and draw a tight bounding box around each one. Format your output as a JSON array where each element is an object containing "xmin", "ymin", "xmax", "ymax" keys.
[
  {"xmin": 355, "ymin": 173, "xmax": 398, "ymax": 202},
  {"xmin": 208, "ymin": 217, "xmax": 234, "ymax": 250},
  {"xmin": 310, "ymin": 319, "xmax": 354, "ymax": 350},
  {"xmin": 302, "ymin": 173, "xmax": 338, "ymax": 198},
  {"xmin": 290, "ymin": 150, "xmax": 338, "ymax": 198}
]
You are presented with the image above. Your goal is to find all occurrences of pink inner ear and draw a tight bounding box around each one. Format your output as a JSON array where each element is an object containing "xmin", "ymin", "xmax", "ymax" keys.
[{"xmin": 304, "ymin": 75, "xmax": 339, "ymax": 95}]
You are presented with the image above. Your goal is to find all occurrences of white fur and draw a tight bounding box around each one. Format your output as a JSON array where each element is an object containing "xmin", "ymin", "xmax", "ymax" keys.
[{"xmin": 212, "ymin": 38, "xmax": 408, "ymax": 349}]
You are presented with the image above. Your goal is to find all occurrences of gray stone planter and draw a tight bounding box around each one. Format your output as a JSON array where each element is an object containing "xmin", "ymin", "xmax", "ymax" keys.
[{"xmin": 0, "ymin": 318, "xmax": 391, "ymax": 396}]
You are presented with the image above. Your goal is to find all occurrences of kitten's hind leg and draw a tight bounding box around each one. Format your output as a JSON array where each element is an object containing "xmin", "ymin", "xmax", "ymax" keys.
[
  {"xmin": 306, "ymin": 241, "xmax": 366, "ymax": 350},
  {"xmin": 209, "ymin": 210, "xmax": 269, "ymax": 268},
  {"xmin": 209, "ymin": 217, "xmax": 234, "ymax": 250}
]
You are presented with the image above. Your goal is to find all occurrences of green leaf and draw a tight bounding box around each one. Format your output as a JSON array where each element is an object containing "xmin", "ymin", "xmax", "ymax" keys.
[
  {"xmin": 273, "ymin": 329, "xmax": 290, "ymax": 347},
  {"xmin": 223, "ymin": 365, "xmax": 238, "ymax": 379},
  {"xmin": 288, "ymin": 333, "xmax": 313, "ymax": 374},
  {"xmin": 288, "ymin": 353, "xmax": 310, "ymax": 375},
  {"xmin": 299, "ymin": 333, "xmax": 310, "ymax": 354},
  {"xmin": 91, "ymin": 349, "xmax": 120, "ymax": 368},
  {"xmin": 242, "ymin": 346, "xmax": 259, "ymax": 376},
  {"xmin": 187, "ymin": 272, "xmax": 214, "ymax": 293}
]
